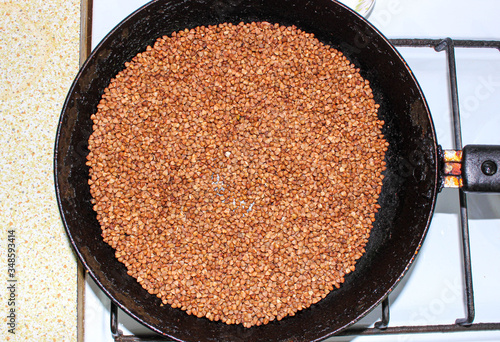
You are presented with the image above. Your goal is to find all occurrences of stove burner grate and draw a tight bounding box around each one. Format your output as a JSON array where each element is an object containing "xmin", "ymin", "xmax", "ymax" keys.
[{"xmin": 107, "ymin": 38, "xmax": 500, "ymax": 341}]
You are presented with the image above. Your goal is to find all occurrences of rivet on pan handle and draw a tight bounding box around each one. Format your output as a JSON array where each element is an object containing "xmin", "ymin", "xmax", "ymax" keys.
[{"xmin": 443, "ymin": 145, "xmax": 500, "ymax": 192}]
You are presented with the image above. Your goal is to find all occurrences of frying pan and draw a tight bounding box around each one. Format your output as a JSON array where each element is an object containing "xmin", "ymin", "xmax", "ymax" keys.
[{"xmin": 53, "ymin": 0, "xmax": 500, "ymax": 341}]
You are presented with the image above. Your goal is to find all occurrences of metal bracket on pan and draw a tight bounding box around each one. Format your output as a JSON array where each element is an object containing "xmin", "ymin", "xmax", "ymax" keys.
[{"xmin": 443, "ymin": 149, "xmax": 463, "ymax": 188}]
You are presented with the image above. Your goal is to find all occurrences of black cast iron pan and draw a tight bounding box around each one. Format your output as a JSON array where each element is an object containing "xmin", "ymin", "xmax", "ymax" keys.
[{"xmin": 54, "ymin": 0, "xmax": 500, "ymax": 341}]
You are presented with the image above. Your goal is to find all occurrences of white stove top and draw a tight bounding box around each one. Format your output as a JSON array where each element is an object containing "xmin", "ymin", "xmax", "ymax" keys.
[{"xmin": 85, "ymin": 1, "xmax": 500, "ymax": 341}]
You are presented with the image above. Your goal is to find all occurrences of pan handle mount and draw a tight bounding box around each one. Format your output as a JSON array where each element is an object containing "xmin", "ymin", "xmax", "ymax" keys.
[{"xmin": 443, "ymin": 145, "xmax": 500, "ymax": 192}]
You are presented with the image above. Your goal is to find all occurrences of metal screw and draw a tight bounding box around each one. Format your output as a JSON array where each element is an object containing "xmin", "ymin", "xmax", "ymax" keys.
[{"xmin": 481, "ymin": 160, "xmax": 497, "ymax": 176}]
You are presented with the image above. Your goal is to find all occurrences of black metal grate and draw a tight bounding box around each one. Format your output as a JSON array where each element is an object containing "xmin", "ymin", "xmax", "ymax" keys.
[{"xmin": 109, "ymin": 38, "xmax": 500, "ymax": 341}]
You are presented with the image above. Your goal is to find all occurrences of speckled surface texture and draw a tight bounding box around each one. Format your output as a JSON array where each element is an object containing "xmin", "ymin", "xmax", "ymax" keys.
[{"xmin": 0, "ymin": 0, "xmax": 80, "ymax": 340}]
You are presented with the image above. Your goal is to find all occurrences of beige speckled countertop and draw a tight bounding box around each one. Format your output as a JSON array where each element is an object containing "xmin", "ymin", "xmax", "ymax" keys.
[{"xmin": 0, "ymin": 0, "xmax": 80, "ymax": 341}]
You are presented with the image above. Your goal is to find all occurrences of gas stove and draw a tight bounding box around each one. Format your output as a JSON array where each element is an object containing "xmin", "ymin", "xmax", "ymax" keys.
[{"xmin": 82, "ymin": 1, "xmax": 500, "ymax": 341}]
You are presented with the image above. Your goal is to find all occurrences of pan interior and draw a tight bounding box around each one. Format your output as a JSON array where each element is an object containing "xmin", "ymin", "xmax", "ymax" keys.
[{"xmin": 54, "ymin": 0, "xmax": 439, "ymax": 341}]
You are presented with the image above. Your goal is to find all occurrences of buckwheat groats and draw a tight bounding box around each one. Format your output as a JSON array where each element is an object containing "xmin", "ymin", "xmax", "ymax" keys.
[{"xmin": 87, "ymin": 21, "xmax": 388, "ymax": 328}]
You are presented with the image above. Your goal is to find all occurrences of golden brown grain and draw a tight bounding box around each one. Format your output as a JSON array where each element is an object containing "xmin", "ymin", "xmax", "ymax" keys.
[{"xmin": 87, "ymin": 21, "xmax": 387, "ymax": 328}]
